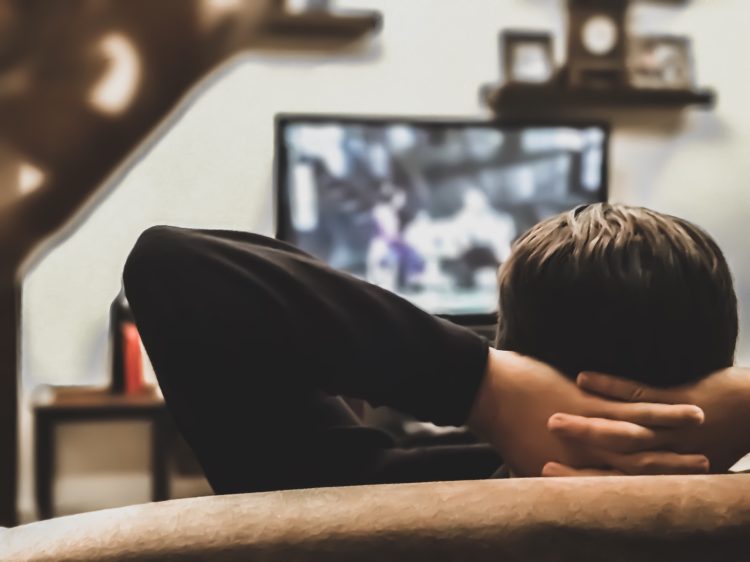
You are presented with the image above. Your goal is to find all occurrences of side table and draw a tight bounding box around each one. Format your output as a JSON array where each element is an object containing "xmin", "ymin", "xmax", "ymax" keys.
[{"xmin": 33, "ymin": 386, "xmax": 170, "ymax": 520}]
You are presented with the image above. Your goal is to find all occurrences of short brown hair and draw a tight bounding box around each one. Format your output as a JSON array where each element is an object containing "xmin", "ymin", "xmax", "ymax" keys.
[{"xmin": 496, "ymin": 203, "xmax": 737, "ymax": 387}]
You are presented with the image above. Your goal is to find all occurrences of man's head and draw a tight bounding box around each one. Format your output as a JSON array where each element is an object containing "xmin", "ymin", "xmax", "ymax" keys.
[{"xmin": 496, "ymin": 203, "xmax": 737, "ymax": 387}]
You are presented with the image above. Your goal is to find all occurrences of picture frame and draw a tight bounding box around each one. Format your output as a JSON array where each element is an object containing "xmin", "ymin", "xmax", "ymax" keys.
[
  {"xmin": 501, "ymin": 31, "xmax": 555, "ymax": 84},
  {"xmin": 628, "ymin": 35, "xmax": 695, "ymax": 90}
]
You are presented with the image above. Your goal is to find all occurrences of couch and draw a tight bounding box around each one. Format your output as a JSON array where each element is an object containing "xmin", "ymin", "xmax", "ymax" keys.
[{"xmin": 3, "ymin": 475, "xmax": 750, "ymax": 561}]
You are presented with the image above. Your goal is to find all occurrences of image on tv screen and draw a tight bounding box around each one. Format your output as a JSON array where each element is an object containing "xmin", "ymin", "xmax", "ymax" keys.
[{"xmin": 277, "ymin": 118, "xmax": 607, "ymax": 317}]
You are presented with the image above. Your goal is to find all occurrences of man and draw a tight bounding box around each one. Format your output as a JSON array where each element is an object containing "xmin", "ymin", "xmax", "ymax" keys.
[
  {"xmin": 483, "ymin": 203, "xmax": 738, "ymax": 476},
  {"xmin": 123, "ymin": 224, "xmax": 750, "ymax": 495}
]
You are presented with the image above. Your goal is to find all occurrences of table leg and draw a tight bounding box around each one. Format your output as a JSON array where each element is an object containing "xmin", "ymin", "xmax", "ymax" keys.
[
  {"xmin": 151, "ymin": 415, "xmax": 169, "ymax": 502},
  {"xmin": 34, "ymin": 414, "xmax": 54, "ymax": 520}
]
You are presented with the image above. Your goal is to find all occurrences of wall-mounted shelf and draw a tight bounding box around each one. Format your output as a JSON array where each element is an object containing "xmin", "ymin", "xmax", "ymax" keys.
[
  {"xmin": 484, "ymin": 0, "xmax": 715, "ymax": 117},
  {"xmin": 262, "ymin": 10, "xmax": 382, "ymax": 38},
  {"xmin": 482, "ymin": 82, "xmax": 716, "ymax": 116}
]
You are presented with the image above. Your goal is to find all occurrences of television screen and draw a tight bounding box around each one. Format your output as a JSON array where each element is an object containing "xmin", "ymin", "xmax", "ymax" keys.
[{"xmin": 275, "ymin": 115, "xmax": 608, "ymax": 319}]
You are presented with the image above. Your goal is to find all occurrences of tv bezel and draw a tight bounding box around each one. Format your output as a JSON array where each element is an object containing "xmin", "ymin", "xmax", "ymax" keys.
[{"xmin": 274, "ymin": 113, "xmax": 610, "ymax": 327}]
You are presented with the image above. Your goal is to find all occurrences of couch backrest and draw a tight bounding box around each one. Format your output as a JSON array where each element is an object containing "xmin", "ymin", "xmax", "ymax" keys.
[{"xmin": 4, "ymin": 475, "xmax": 750, "ymax": 561}]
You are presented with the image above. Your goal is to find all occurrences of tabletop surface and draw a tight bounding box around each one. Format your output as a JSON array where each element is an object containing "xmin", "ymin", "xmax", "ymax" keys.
[{"xmin": 33, "ymin": 386, "xmax": 164, "ymax": 411}]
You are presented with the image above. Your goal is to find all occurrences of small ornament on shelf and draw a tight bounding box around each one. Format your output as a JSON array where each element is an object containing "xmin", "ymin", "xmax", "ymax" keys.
[{"xmin": 566, "ymin": 0, "xmax": 629, "ymax": 89}]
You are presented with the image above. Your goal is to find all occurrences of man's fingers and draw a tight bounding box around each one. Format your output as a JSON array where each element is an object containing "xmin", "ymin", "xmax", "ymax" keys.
[
  {"xmin": 544, "ymin": 453, "xmax": 710, "ymax": 477},
  {"xmin": 607, "ymin": 451, "xmax": 710, "ymax": 476},
  {"xmin": 577, "ymin": 372, "xmax": 704, "ymax": 428},
  {"xmin": 542, "ymin": 462, "xmax": 622, "ymax": 477},
  {"xmin": 548, "ymin": 413, "xmax": 663, "ymax": 452},
  {"xmin": 605, "ymin": 402, "xmax": 704, "ymax": 428},
  {"xmin": 578, "ymin": 372, "xmax": 672, "ymax": 403}
]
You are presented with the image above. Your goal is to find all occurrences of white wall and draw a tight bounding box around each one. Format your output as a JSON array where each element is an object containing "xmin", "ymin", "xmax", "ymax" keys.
[{"xmin": 17, "ymin": 0, "xmax": 750, "ymax": 519}]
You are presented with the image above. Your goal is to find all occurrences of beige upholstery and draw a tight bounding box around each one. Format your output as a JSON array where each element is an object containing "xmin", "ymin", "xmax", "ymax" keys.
[{"xmin": 3, "ymin": 475, "xmax": 750, "ymax": 561}]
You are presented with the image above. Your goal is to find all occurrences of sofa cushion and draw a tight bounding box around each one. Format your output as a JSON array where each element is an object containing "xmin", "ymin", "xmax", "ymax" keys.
[{"xmin": 3, "ymin": 475, "xmax": 750, "ymax": 561}]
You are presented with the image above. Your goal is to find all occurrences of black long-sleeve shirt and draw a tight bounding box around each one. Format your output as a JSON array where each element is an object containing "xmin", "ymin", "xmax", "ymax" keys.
[
  {"xmin": 123, "ymin": 226, "xmax": 498, "ymax": 492},
  {"xmin": 125, "ymin": 226, "xmax": 490, "ymax": 426}
]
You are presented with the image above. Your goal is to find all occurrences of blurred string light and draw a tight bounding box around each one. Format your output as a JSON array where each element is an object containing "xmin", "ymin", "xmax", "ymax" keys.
[
  {"xmin": 200, "ymin": 0, "xmax": 243, "ymax": 27},
  {"xmin": 89, "ymin": 34, "xmax": 141, "ymax": 115},
  {"xmin": 205, "ymin": 0, "xmax": 244, "ymax": 12},
  {"xmin": 18, "ymin": 162, "xmax": 45, "ymax": 195}
]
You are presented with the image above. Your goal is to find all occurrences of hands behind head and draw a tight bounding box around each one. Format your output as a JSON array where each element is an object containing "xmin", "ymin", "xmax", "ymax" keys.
[
  {"xmin": 545, "ymin": 367, "xmax": 750, "ymax": 476},
  {"xmin": 467, "ymin": 349, "xmax": 749, "ymax": 477}
]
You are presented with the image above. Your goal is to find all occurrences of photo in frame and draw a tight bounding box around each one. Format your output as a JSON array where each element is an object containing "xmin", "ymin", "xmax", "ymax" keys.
[
  {"xmin": 501, "ymin": 31, "xmax": 555, "ymax": 84},
  {"xmin": 628, "ymin": 35, "xmax": 695, "ymax": 90}
]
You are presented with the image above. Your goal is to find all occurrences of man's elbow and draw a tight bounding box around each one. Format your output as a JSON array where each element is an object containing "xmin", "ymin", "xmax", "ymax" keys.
[{"xmin": 122, "ymin": 225, "xmax": 190, "ymax": 307}]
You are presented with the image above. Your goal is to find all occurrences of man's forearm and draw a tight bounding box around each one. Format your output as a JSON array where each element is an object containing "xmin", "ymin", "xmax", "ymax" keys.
[
  {"xmin": 691, "ymin": 366, "xmax": 750, "ymax": 471},
  {"xmin": 468, "ymin": 348, "xmax": 712, "ymax": 476},
  {"xmin": 741, "ymin": 368, "xmax": 750, "ymax": 454}
]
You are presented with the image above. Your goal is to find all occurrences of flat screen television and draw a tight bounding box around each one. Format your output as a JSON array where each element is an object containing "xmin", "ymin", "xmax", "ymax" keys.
[{"xmin": 275, "ymin": 114, "xmax": 609, "ymax": 324}]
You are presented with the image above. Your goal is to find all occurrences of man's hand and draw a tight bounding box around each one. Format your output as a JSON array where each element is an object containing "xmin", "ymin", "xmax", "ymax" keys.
[
  {"xmin": 467, "ymin": 349, "xmax": 709, "ymax": 477},
  {"xmin": 545, "ymin": 367, "xmax": 750, "ymax": 476}
]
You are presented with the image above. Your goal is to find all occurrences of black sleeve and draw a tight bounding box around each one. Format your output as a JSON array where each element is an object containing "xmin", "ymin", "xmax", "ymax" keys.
[{"xmin": 123, "ymin": 226, "xmax": 489, "ymax": 427}]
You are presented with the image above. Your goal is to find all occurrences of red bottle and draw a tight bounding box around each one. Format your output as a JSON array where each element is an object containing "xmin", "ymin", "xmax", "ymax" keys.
[{"xmin": 109, "ymin": 292, "xmax": 144, "ymax": 394}]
